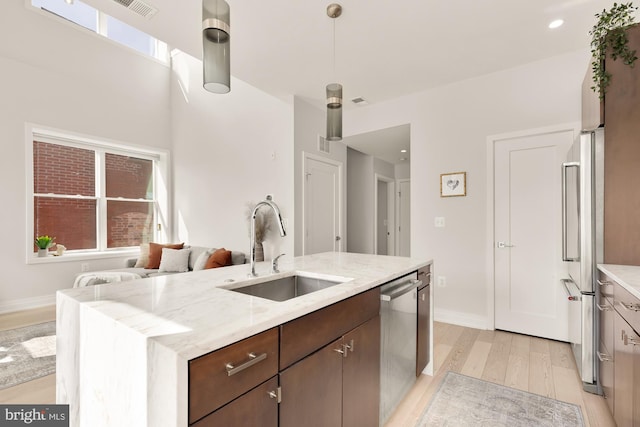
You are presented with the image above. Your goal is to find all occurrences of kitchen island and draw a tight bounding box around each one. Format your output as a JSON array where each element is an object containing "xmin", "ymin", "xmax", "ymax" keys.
[{"xmin": 56, "ymin": 252, "xmax": 431, "ymax": 427}]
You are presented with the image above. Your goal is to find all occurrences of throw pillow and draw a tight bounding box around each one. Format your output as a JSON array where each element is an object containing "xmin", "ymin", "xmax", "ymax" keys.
[
  {"xmin": 134, "ymin": 243, "xmax": 150, "ymax": 268},
  {"xmin": 193, "ymin": 248, "xmax": 217, "ymax": 271},
  {"xmin": 146, "ymin": 242, "xmax": 184, "ymax": 269},
  {"xmin": 158, "ymin": 248, "xmax": 191, "ymax": 273},
  {"xmin": 204, "ymin": 248, "xmax": 232, "ymax": 269}
]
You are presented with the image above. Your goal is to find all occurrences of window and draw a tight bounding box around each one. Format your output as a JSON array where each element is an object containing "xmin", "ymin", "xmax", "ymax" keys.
[
  {"xmin": 30, "ymin": 0, "xmax": 168, "ymax": 62},
  {"xmin": 31, "ymin": 134, "xmax": 162, "ymax": 255}
]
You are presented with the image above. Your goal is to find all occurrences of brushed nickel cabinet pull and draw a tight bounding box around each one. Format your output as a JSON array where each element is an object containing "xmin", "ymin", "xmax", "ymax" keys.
[
  {"xmin": 620, "ymin": 301, "xmax": 640, "ymax": 312},
  {"xmin": 596, "ymin": 279, "xmax": 610, "ymax": 287},
  {"xmin": 268, "ymin": 387, "xmax": 282, "ymax": 403},
  {"xmin": 596, "ymin": 351, "xmax": 613, "ymax": 362},
  {"xmin": 225, "ymin": 352, "xmax": 267, "ymax": 376},
  {"xmin": 596, "ymin": 303, "xmax": 612, "ymax": 311}
]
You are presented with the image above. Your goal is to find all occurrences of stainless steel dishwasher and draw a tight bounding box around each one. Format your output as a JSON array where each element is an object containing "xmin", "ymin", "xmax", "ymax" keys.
[{"xmin": 379, "ymin": 272, "xmax": 421, "ymax": 425}]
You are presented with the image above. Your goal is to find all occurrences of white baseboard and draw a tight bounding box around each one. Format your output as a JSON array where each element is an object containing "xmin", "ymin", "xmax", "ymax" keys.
[
  {"xmin": 434, "ymin": 307, "xmax": 490, "ymax": 330},
  {"xmin": 0, "ymin": 294, "xmax": 55, "ymax": 315}
]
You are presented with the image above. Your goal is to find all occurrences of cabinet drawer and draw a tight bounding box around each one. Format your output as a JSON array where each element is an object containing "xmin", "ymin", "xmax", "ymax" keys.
[
  {"xmin": 597, "ymin": 271, "xmax": 615, "ymax": 300},
  {"xmin": 597, "ymin": 340, "xmax": 615, "ymax": 415},
  {"xmin": 189, "ymin": 328, "xmax": 279, "ymax": 424},
  {"xmin": 598, "ymin": 291, "xmax": 615, "ymax": 355},
  {"xmin": 192, "ymin": 377, "xmax": 278, "ymax": 427},
  {"xmin": 614, "ymin": 283, "xmax": 640, "ymax": 334},
  {"xmin": 280, "ymin": 287, "xmax": 380, "ymax": 370}
]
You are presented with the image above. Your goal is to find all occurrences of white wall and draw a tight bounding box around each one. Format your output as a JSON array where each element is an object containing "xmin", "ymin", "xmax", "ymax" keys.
[
  {"xmin": 170, "ymin": 51, "xmax": 294, "ymax": 262},
  {"xmin": 346, "ymin": 148, "xmax": 374, "ymax": 254},
  {"xmin": 0, "ymin": 2, "xmax": 171, "ymax": 312},
  {"xmin": 345, "ymin": 49, "xmax": 589, "ymax": 328},
  {"xmin": 0, "ymin": 3, "xmax": 295, "ymax": 313},
  {"xmin": 293, "ymin": 97, "xmax": 347, "ymax": 256},
  {"xmin": 395, "ymin": 163, "xmax": 410, "ymax": 180}
]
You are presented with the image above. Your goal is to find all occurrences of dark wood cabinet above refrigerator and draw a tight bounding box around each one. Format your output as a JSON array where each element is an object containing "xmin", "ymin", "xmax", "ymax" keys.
[{"xmin": 582, "ymin": 23, "xmax": 640, "ymax": 266}]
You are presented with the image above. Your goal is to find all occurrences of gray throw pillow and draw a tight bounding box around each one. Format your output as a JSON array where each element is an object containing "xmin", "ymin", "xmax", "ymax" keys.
[
  {"xmin": 158, "ymin": 248, "xmax": 191, "ymax": 273},
  {"xmin": 193, "ymin": 248, "xmax": 217, "ymax": 271}
]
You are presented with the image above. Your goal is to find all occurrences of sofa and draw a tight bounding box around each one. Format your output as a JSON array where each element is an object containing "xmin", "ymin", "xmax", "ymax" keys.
[{"xmin": 73, "ymin": 245, "xmax": 246, "ymax": 287}]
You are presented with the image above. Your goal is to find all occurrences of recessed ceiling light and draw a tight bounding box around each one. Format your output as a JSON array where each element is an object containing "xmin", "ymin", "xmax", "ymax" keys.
[
  {"xmin": 400, "ymin": 149, "xmax": 407, "ymax": 153},
  {"xmin": 549, "ymin": 19, "xmax": 564, "ymax": 29},
  {"xmin": 399, "ymin": 157, "xmax": 407, "ymax": 161}
]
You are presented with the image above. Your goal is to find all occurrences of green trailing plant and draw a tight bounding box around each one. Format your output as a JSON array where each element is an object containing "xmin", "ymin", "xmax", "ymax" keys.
[
  {"xmin": 35, "ymin": 235, "xmax": 55, "ymax": 249},
  {"xmin": 590, "ymin": 2, "xmax": 639, "ymax": 99}
]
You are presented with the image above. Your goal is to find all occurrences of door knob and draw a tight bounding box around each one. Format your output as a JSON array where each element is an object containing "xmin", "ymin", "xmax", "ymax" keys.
[
  {"xmin": 497, "ymin": 241, "xmax": 515, "ymax": 248},
  {"xmin": 335, "ymin": 236, "xmax": 341, "ymax": 241}
]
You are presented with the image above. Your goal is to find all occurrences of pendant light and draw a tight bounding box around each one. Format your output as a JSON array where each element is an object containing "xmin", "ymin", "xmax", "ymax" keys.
[
  {"xmin": 202, "ymin": 0, "xmax": 231, "ymax": 94},
  {"xmin": 326, "ymin": 3, "xmax": 343, "ymax": 141}
]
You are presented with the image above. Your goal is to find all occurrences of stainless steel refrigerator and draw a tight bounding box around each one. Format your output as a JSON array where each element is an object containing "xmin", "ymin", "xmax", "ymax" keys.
[{"xmin": 560, "ymin": 128, "xmax": 604, "ymax": 394}]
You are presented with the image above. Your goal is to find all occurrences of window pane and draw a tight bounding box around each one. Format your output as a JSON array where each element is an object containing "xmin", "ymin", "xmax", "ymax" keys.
[
  {"xmin": 33, "ymin": 141, "xmax": 95, "ymax": 196},
  {"xmin": 34, "ymin": 197, "xmax": 97, "ymax": 251},
  {"xmin": 106, "ymin": 15, "xmax": 156, "ymax": 57},
  {"xmin": 32, "ymin": 0, "xmax": 98, "ymax": 32},
  {"xmin": 107, "ymin": 200, "xmax": 154, "ymax": 248},
  {"xmin": 105, "ymin": 153, "xmax": 153, "ymax": 199}
]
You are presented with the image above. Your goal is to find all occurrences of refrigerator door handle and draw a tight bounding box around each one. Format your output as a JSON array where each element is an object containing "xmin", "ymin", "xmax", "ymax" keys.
[
  {"xmin": 561, "ymin": 162, "xmax": 580, "ymax": 262},
  {"xmin": 561, "ymin": 278, "xmax": 581, "ymax": 301}
]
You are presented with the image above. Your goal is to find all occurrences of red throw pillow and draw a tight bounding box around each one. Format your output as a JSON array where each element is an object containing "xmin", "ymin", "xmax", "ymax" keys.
[
  {"xmin": 146, "ymin": 242, "xmax": 184, "ymax": 269},
  {"xmin": 204, "ymin": 248, "xmax": 232, "ymax": 269}
]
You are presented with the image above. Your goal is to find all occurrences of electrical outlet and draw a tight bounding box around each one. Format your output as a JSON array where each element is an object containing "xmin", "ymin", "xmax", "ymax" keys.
[
  {"xmin": 434, "ymin": 217, "xmax": 445, "ymax": 228},
  {"xmin": 81, "ymin": 263, "xmax": 89, "ymax": 272},
  {"xmin": 437, "ymin": 276, "xmax": 447, "ymax": 287}
]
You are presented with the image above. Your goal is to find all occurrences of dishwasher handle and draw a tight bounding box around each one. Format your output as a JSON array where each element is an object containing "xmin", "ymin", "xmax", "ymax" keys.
[{"xmin": 380, "ymin": 279, "xmax": 422, "ymax": 302}]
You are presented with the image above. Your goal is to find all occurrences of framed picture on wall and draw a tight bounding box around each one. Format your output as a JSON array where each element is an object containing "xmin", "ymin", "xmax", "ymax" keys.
[{"xmin": 440, "ymin": 172, "xmax": 466, "ymax": 197}]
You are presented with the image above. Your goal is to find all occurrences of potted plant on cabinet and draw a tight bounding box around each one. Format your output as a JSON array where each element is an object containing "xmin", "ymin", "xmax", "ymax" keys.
[
  {"xmin": 590, "ymin": 2, "xmax": 639, "ymax": 98},
  {"xmin": 35, "ymin": 235, "xmax": 55, "ymax": 257}
]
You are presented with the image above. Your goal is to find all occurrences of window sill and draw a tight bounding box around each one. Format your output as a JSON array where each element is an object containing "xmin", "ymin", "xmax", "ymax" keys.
[{"xmin": 26, "ymin": 249, "xmax": 139, "ymax": 265}]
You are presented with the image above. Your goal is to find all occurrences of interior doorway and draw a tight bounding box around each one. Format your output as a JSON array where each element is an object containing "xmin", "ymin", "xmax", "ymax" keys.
[
  {"xmin": 302, "ymin": 153, "xmax": 343, "ymax": 255},
  {"xmin": 397, "ymin": 179, "xmax": 411, "ymax": 256},
  {"xmin": 490, "ymin": 125, "xmax": 574, "ymax": 341},
  {"xmin": 374, "ymin": 174, "xmax": 395, "ymax": 255}
]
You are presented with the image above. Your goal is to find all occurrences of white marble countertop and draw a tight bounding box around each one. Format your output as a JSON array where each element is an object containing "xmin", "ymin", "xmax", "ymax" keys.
[
  {"xmin": 58, "ymin": 252, "xmax": 430, "ymax": 360},
  {"xmin": 598, "ymin": 264, "xmax": 640, "ymax": 300}
]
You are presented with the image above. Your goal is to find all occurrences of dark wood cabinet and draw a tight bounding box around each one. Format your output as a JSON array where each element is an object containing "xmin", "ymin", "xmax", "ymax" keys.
[
  {"xmin": 342, "ymin": 316, "xmax": 381, "ymax": 427},
  {"xmin": 280, "ymin": 315, "xmax": 381, "ymax": 427},
  {"xmin": 279, "ymin": 337, "xmax": 344, "ymax": 427},
  {"xmin": 614, "ymin": 311, "xmax": 638, "ymax": 427},
  {"xmin": 192, "ymin": 377, "xmax": 279, "ymax": 427},
  {"xmin": 416, "ymin": 266, "xmax": 431, "ymax": 376},
  {"xmin": 603, "ymin": 23, "xmax": 640, "ymax": 265},
  {"xmin": 599, "ymin": 267, "xmax": 640, "ymax": 425}
]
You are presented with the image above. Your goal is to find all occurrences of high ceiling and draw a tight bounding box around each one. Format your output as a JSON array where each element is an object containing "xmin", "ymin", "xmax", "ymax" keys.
[
  {"xmin": 84, "ymin": 0, "xmax": 627, "ymax": 108},
  {"xmin": 80, "ymin": 0, "xmax": 631, "ymax": 163}
]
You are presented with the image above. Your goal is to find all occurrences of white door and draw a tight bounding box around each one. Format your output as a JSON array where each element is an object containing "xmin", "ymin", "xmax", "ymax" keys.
[
  {"xmin": 303, "ymin": 155, "xmax": 342, "ymax": 255},
  {"xmin": 494, "ymin": 130, "xmax": 572, "ymax": 341},
  {"xmin": 398, "ymin": 180, "xmax": 411, "ymax": 257}
]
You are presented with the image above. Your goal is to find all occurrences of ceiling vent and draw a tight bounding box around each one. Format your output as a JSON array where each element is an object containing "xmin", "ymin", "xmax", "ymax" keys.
[
  {"xmin": 351, "ymin": 97, "xmax": 369, "ymax": 106},
  {"xmin": 111, "ymin": 0, "xmax": 158, "ymax": 19},
  {"xmin": 318, "ymin": 135, "xmax": 331, "ymax": 154}
]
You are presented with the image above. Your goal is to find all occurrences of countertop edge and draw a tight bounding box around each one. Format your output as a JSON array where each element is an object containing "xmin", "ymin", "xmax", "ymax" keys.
[{"xmin": 598, "ymin": 264, "xmax": 640, "ymax": 300}]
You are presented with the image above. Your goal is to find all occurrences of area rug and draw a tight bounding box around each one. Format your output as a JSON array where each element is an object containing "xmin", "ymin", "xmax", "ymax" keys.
[
  {"xmin": 417, "ymin": 371, "xmax": 584, "ymax": 427},
  {"xmin": 0, "ymin": 321, "xmax": 56, "ymax": 389}
]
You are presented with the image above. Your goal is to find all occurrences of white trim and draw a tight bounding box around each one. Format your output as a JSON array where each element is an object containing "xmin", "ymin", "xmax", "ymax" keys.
[
  {"xmin": 396, "ymin": 178, "xmax": 411, "ymax": 256},
  {"xmin": 0, "ymin": 294, "xmax": 56, "ymax": 315},
  {"xmin": 373, "ymin": 173, "xmax": 395, "ymax": 255},
  {"xmin": 301, "ymin": 152, "xmax": 344, "ymax": 254},
  {"xmin": 485, "ymin": 122, "xmax": 580, "ymax": 331},
  {"xmin": 434, "ymin": 307, "xmax": 490, "ymax": 330},
  {"xmin": 25, "ymin": 123, "xmax": 171, "ymax": 262}
]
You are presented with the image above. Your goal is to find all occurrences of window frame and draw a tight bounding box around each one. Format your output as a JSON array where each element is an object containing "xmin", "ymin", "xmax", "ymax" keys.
[
  {"xmin": 27, "ymin": 0, "xmax": 169, "ymax": 64},
  {"xmin": 26, "ymin": 123, "xmax": 170, "ymax": 264}
]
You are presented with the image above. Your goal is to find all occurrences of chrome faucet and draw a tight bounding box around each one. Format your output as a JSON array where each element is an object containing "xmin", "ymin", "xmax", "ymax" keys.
[
  {"xmin": 249, "ymin": 196, "xmax": 287, "ymax": 277},
  {"xmin": 272, "ymin": 253, "xmax": 286, "ymax": 274}
]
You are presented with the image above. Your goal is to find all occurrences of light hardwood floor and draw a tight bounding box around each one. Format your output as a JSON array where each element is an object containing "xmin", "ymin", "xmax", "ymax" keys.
[
  {"xmin": 0, "ymin": 307, "xmax": 616, "ymax": 426},
  {"xmin": 385, "ymin": 321, "xmax": 616, "ymax": 427}
]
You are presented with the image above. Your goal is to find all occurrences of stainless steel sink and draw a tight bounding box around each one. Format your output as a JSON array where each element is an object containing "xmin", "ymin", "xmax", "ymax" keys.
[{"xmin": 225, "ymin": 274, "xmax": 349, "ymax": 302}]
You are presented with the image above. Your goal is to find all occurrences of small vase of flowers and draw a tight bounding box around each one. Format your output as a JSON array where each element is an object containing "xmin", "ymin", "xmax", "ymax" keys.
[{"xmin": 35, "ymin": 235, "xmax": 55, "ymax": 257}]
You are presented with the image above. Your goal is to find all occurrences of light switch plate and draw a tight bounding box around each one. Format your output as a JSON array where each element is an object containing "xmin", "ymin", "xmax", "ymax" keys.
[{"xmin": 434, "ymin": 217, "xmax": 445, "ymax": 227}]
